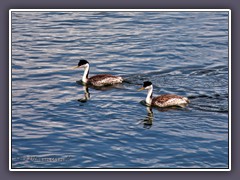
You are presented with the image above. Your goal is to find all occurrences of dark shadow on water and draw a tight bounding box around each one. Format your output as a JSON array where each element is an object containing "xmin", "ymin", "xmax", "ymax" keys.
[
  {"xmin": 76, "ymin": 80, "xmax": 125, "ymax": 103},
  {"xmin": 187, "ymin": 95, "xmax": 228, "ymax": 113},
  {"xmin": 139, "ymin": 106, "xmax": 154, "ymax": 129},
  {"xmin": 77, "ymin": 85, "xmax": 90, "ymax": 103},
  {"xmin": 138, "ymin": 100, "xmax": 190, "ymax": 129},
  {"xmin": 76, "ymin": 80, "xmax": 124, "ymax": 91}
]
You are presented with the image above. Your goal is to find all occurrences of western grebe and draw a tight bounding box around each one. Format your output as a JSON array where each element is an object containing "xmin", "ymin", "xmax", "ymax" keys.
[
  {"xmin": 138, "ymin": 81, "xmax": 190, "ymax": 108},
  {"xmin": 72, "ymin": 59, "xmax": 123, "ymax": 86}
]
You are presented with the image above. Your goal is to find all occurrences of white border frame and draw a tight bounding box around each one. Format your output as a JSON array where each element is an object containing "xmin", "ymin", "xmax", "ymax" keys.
[{"xmin": 9, "ymin": 9, "xmax": 231, "ymax": 171}]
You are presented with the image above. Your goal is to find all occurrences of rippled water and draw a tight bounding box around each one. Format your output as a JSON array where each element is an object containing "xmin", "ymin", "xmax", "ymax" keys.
[{"xmin": 11, "ymin": 11, "xmax": 229, "ymax": 169}]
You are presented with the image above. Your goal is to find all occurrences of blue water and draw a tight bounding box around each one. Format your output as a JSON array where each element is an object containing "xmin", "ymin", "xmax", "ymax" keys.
[{"xmin": 11, "ymin": 11, "xmax": 229, "ymax": 169}]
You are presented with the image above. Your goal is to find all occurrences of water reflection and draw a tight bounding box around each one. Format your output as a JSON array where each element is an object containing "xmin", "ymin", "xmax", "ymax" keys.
[
  {"xmin": 77, "ymin": 85, "xmax": 90, "ymax": 103},
  {"xmin": 141, "ymin": 106, "xmax": 154, "ymax": 129},
  {"xmin": 138, "ymin": 100, "xmax": 190, "ymax": 128},
  {"xmin": 76, "ymin": 80, "xmax": 124, "ymax": 91},
  {"xmin": 76, "ymin": 80, "xmax": 125, "ymax": 103}
]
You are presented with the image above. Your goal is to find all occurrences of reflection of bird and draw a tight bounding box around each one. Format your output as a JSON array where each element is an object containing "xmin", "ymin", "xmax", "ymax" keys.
[
  {"xmin": 138, "ymin": 81, "xmax": 190, "ymax": 108},
  {"xmin": 72, "ymin": 59, "xmax": 123, "ymax": 86},
  {"xmin": 77, "ymin": 85, "xmax": 90, "ymax": 103},
  {"xmin": 137, "ymin": 106, "xmax": 153, "ymax": 129},
  {"xmin": 142, "ymin": 106, "xmax": 153, "ymax": 129}
]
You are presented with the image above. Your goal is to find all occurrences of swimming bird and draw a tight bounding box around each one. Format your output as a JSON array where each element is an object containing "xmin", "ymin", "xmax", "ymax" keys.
[
  {"xmin": 138, "ymin": 81, "xmax": 190, "ymax": 108},
  {"xmin": 72, "ymin": 59, "xmax": 123, "ymax": 87}
]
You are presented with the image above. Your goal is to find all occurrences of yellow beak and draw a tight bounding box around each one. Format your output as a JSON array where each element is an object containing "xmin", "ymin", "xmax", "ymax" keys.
[
  {"xmin": 138, "ymin": 87, "xmax": 145, "ymax": 91},
  {"xmin": 71, "ymin": 66, "xmax": 79, "ymax": 69}
]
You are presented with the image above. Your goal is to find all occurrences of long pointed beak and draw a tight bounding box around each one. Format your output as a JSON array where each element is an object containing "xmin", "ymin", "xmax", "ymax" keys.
[
  {"xmin": 138, "ymin": 87, "xmax": 145, "ymax": 91},
  {"xmin": 71, "ymin": 66, "xmax": 79, "ymax": 69}
]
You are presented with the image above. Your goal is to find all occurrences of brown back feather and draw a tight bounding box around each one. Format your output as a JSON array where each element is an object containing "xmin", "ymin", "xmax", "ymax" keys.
[
  {"xmin": 89, "ymin": 74, "xmax": 118, "ymax": 81},
  {"xmin": 152, "ymin": 94, "xmax": 186, "ymax": 104}
]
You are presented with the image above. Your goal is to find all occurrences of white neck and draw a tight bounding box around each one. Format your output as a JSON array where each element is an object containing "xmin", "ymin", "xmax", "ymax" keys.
[
  {"xmin": 146, "ymin": 85, "xmax": 153, "ymax": 105},
  {"xmin": 82, "ymin": 63, "xmax": 89, "ymax": 83}
]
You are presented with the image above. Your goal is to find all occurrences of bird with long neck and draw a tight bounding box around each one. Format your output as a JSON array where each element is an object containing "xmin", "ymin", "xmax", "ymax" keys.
[
  {"xmin": 72, "ymin": 59, "xmax": 123, "ymax": 87},
  {"xmin": 138, "ymin": 81, "xmax": 190, "ymax": 108}
]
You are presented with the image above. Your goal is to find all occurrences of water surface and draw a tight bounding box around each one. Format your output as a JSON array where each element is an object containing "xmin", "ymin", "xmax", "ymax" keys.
[{"xmin": 11, "ymin": 11, "xmax": 229, "ymax": 169}]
